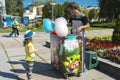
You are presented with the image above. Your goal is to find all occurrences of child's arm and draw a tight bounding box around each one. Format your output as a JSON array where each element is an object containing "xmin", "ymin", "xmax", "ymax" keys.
[{"xmin": 28, "ymin": 46, "xmax": 38, "ymax": 54}]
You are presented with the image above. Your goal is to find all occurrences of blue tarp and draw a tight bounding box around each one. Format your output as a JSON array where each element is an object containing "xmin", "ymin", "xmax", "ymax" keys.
[
  {"xmin": 23, "ymin": 16, "xmax": 29, "ymax": 26},
  {"xmin": 6, "ymin": 16, "xmax": 12, "ymax": 27}
]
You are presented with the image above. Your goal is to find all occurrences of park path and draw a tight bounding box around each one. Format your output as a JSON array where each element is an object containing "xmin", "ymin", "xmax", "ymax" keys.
[{"xmin": 0, "ymin": 29, "xmax": 117, "ymax": 80}]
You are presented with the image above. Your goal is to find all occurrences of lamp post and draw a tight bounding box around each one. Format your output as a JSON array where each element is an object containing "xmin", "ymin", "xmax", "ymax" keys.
[{"xmin": 50, "ymin": 1, "xmax": 56, "ymax": 20}]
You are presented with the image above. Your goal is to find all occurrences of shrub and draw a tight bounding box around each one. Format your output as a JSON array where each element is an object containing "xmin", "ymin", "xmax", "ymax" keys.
[{"xmin": 90, "ymin": 21, "xmax": 115, "ymax": 28}]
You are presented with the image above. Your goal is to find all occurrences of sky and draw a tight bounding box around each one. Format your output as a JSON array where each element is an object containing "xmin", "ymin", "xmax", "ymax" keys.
[{"xmin": 24, "ymin": 0, "xmax": 98, "ymax": 7}]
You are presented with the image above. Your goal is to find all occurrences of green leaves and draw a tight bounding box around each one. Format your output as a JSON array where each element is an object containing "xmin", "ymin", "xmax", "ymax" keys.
[
  {"xmin": 5, "ymin": 0, "xmax": 24, "ymax": 17},
  {"xmin": 98, "ymin": 0, "xmax": 120, "ymax": 21},
  {"xmin": 42, "ymin": 2, "xmax": 52, "ymax": 18}
]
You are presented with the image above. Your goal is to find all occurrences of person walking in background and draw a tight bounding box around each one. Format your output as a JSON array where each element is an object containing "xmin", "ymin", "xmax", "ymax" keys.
[
  {"xmin": 2, "ymin": 18, "xmax": 7, "ymax": 28},
  {"xmin": 9, "ymin": 17, "xmax": 19, "ymax": 37},
  {"xmin": 67, "ymin": 2, "xmax": 90, "ymax": 71},
  {"xmin": 23, "ymin": 30, "xmax": 38, "ymax": 80}
]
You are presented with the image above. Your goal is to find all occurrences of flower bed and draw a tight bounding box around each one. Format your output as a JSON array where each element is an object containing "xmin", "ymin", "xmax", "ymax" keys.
[
  {"xmin": 97, "ymin": 48, "xmax": 120, "ymax": 64},
  {"xmin": 86, "ymin": 39, "xmax": 120, "ymax": 64}
]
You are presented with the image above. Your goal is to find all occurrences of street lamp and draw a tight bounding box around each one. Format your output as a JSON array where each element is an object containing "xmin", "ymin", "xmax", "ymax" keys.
[{"xmin": 50, "ymin": 1, "xmax": 56, "ymax": 20}]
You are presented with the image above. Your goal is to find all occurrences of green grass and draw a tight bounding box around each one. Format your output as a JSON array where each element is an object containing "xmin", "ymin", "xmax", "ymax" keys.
[
  {"xmin": 0, "ymin": 26, "xmax": 112, "ymax": 33},
  {"xmin": 0, "ymin": 28, "xmax": 12, "ymax": 33},
  {"xmin": 0, "ymin": 21, "xmax": 115, "ymax": 33},
  {"xmin": 90, "ymin": 21, "xmax": 115, "ymax": 28},
  {"xmin": 68, "ymin": 27, "xmax": 112, "ymax": 31},
  {"xmin": 86, "ymin": 27, "xmax": 112, "ymax": 30},
  {"xmin": 0, "ymin": 26, "xmax": 44, "ymax": 33}
]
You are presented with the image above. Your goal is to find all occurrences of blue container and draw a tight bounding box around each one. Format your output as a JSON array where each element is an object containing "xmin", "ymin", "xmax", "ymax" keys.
[{"xmin": 67, "ymin": 35, "xmax": 77, "ymax": 40}]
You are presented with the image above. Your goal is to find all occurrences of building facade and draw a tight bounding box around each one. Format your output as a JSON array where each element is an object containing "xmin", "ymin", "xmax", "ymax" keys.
[
  {"xmin": 23, "ymin": 5, "xmax": 44, "ymax": 20},
  {"xmin": 0, "ymin": 0, "xmax": 6, "ymax": 27},
  {"xmin": 0, "ymin": 0, "xmax": 6, "ymax": 16}
]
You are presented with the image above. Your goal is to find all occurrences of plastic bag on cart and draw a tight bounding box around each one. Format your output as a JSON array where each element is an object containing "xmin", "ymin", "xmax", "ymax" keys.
[{"xmin": 61, "ymin": 35, "xmax": 82, "ymax": 73}]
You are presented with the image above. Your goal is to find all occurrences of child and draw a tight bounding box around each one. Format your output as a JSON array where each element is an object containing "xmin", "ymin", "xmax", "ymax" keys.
[
  {"xmin": 23, "ymin": 30, "xmax": 38, "ymax": 80},
  {"xmin": 9, "ymin": 17, "xmax": 19, "ymax": 37}
]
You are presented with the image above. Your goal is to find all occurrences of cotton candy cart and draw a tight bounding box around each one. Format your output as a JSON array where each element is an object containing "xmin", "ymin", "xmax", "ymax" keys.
[{"xmin": 50, "ymin": 32, "xmax": 85, "ymax": 78}]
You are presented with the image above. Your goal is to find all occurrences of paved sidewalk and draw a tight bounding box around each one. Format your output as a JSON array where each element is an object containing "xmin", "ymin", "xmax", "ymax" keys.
[
  {"xmin": 0, "ymin": 40, "xmax": 17, "ymax": 80},
  {"xmin": 0, "ymin": 29, "xmax": 117, "ymax": 80}
]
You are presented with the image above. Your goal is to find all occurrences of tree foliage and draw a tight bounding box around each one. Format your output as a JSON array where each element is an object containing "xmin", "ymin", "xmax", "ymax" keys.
[
  {"xmin": 15, "ymin": 0, "xmax": 24, "ymax": 17},
  {"xmin": 0, "ymin": 1, "xmax": 3, "ymax": 10},
  {"xmin": 88, "ymin": 9, "xmax": 97, "ymax": 20},
  {"xmin": 5, "ymin": 0, "xmax": 24, "ymax": 17},
  {"xmin": 42, "ymin": 2, "xmax": 52, "ymax": 18},
  {"xmin": 42, "ymin": 1, "xmax": 81, "ymax": 20},
  {"xmin": 62, "ymin": 1, "xmax": 72, "ymax": 20},
  {"xmin": 5, "ymin": 0, "xmax": 15, "ymax": 15},
  {"xmin": 112, "ymin": 14, "xmax": 120, "ymax": 43},
  {"xmin": 98, "ymin": 0, "xmax": 120, "ymax": 42},
  {"xmin": 54, "ymin": 4, "xmax": 64, "ymax": 18},
  {"xmin": 82, "ymin": 9, "xmax": 89, "ymax": 18},
  {"xmin": 98, "ymin": 0, "xmax": 120, "ymax": 21},
  {"xmin": 34, "ymin": 0, "xmax": 45, "ymax": 6}
]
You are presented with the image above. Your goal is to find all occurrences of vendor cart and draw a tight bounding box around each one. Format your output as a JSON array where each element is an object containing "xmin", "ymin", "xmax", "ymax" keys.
[{"xmin": 50, "ymin": 33, "xmax": 84, "ymax": 78}]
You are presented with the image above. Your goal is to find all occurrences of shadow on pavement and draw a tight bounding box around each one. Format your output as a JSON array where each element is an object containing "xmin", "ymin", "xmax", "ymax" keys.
[
  {"xmin": 2, "ymin": 35, "xmax": 10, "ymax": 38},
  {"xmin": 33, "ymin": 61, "xmax": 63, "ymax": 79},
  {"xmin": 42, "ymin": 44, "xmax": 50, "ymax": 48},
  {"xmin": 10, "ymin": 69, "xmax": 26, "ymax": 73},
  {"xmin": 96, "ymin": 68, "xmax": 120, "ymax": 80},
  {"xmin": 0, "ymin": 71, "xmax": 24, "ymax": 80},
  {"xmin": 8, "ymin": 60, "xmax": 26, "ymax": 74},
  {"xmin": 95, "ymin": 64, "xmax": 120, "ymax": 80},
  {"xmin": 0, "ymin": 71, "xmax": 16, "ymax": 79},
  {"xmin": 8, "ymin": 60, "xmax": 64, "ymax": 79}
]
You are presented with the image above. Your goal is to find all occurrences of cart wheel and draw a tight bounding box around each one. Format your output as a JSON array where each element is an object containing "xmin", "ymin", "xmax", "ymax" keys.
[
  {"xmin": 75, "ymin": 73, "xmax": 80, "ymax": 77},
  {"xmin": 64, "ymin": 74, "xmax": 68, "ymax": 79},
  {"xmin": 77, "ymin": 73, "xmax": 80, "ymax": 77}
]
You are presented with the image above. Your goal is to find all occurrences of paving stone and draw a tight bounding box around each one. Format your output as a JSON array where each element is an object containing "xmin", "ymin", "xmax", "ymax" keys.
[{"xmin": 0, "ymin": 30, "xmax": 118, "ymax": 80}]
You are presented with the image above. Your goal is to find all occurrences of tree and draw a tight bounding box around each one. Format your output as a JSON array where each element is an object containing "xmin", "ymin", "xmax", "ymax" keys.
[
  {"xmin": 82, "ymin": 9, "xmax": 89, "ymax": 18},
  {"xmin": 98, "ymin": 0, "xmax": 120, "ymax": 42},
  {"xmin": 42, "ymin": 1, "xmax": 85, "ymax": 20},
  {"xmin": 0, "ymin": 1, "xmax": 3, "ymax": 10},
  {"xmin": 88, "ymin": 9, "xmax": 97, "ymax": 21},
  {"xmin": 54, "ymin": 4, "xmax": 64, "ymax": 18},
  {"xmin": 42, "ymin": 2, "xmax": 52, "ymax": 18},
  {"xmin": 5, "ymin": 0, "xmax": 15, "ymax": 15},
  {"xmin": 33, "ymin": 0, "xmax": 45, "ymax": 6},
  {"xmin": 15, "ymin": 0, "xmax": 24, "ymax": 17},
  {"xmin": 5, "ymin": 0, "xmax": 24, "ymax": 17},
  {"xmin": 98, "ymin": 0, "xmax": 120, "ymax": 21},
  {"xmin": 112, "ymin": 14, "xmax": 120, "ymax": 43},
  {"xmin": 62, "ymin": 1, "xmax": 71, "ymax": 20}
]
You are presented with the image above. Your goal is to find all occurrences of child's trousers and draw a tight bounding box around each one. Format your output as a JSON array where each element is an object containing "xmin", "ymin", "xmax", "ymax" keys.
[{"xmin": 26, "ymin": 61, "xmax": 34, "ymax": 79}]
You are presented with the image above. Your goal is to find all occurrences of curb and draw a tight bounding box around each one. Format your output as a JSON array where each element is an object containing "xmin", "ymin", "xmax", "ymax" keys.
[{"xmin": 97, "ymin": 57, "xmax": 120, "ymax": 79}]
